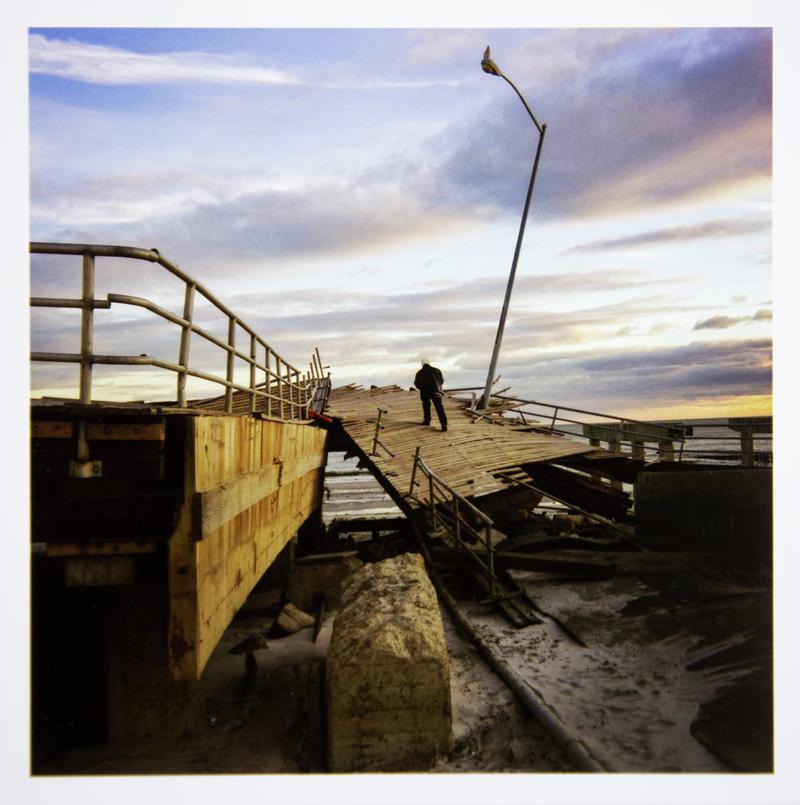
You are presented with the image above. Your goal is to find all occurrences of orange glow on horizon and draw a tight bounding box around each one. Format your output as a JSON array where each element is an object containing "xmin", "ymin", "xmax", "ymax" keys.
[{"xmin": 618, "ymin": 394, "xmax": 772, "ymax": 422}]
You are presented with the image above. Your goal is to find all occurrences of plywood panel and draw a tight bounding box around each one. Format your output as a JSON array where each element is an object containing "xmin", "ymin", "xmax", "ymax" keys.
[{"xmin": 169, "ymin": 413, "xmax": 327, "ymax": 680}]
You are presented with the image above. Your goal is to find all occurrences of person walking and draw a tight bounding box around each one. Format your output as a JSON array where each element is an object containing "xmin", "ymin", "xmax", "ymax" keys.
[{"xmin": 414, "ymin": 359, "xmax": 448, "ymax": 432}]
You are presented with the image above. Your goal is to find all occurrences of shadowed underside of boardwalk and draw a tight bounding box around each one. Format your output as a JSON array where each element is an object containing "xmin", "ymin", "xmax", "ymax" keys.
[{"xmin": 325, "ymin": 384, "xmax": 595, "ymax": 503}]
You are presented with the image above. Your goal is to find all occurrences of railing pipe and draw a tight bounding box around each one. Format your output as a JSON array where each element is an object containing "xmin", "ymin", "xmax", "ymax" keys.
[
  {"xmin": 409, "ymin": 446, "xmax": 421, "ymax": 495},
  {"xmin": 266, "ymin": 348, "xmax": 274, "ymax": 417},
  {"xmin": 177, "ymin": 282, "xmax": 195, "ymax": 407},
  {"xmin": 31, "ymin": 297, "xmax": 111, "ymax": 310},
  {"xmin": 79, "ymin": 253, "xmax": 95, "ymax": 404},
  {"xmin": 31, "ymin": 242, "xmax": 302, "ymax": 375},
  {"xmin": 225, "ymin": 317, "xmax": 236, "ymax": 413},
  {"xmin": 248, "ymin": 335, "xmax": 257, "ymax": 414},
  {"xmin": 30, "ymin": 243, "xmax": 323, "ymax": 418}
]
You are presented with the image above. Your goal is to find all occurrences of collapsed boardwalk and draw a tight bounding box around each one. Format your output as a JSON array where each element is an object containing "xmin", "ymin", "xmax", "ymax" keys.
[{"xmin": 324, "ymin": 384, "xmax": 595, "ymax": 502}]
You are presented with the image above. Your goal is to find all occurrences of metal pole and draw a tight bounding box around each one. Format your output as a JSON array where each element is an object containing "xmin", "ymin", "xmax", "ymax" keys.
[
  {"xmin": 79, "ymin": 253, "xmax": 95, "ymax": 404},
  {"xmin": 225, "ymin": 316, "xmax": 236, "ymax": 413},
  {"xmin": 479, "ymin": 123, "xmax": 546, "ymax": 409},
  {"xmin": 284, "ymin": 361, "xmax": 292, "ymax": 419},
  {"xmin": 177, "ymin": 281, "xmax": 195, "ymax": 407},
  {"xmin": 249, "ymin": 335, "xmax": 257, "ymax": 414},
  {"xmin": 266, "ymin": 347, "xmax": 273, "ymax": 417},
  {"xmin": 409, "ymin": 446, "xmax": 421, "ymax": 495}
]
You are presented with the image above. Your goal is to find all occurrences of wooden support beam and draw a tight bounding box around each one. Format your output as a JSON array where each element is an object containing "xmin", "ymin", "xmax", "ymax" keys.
[
  {"xmin": 45, "ymin": 540, "xmax": 158, "ymax": 557},
  {"xmin": 31, "ymin": 421, "xmax": 166, "ymax": 440},
  {"xmin": 31, "ymin": 421, "xmax": 73, "ymax": 438},
  {"xmin": 192, "ymin": 450, "xmax": 326, "ymax": 540}
]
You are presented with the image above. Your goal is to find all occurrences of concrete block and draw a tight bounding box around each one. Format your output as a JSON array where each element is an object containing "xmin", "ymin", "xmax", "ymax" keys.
[{"xmin": 326, "ymin": 553, "xmax": 452, "ymax": 772}]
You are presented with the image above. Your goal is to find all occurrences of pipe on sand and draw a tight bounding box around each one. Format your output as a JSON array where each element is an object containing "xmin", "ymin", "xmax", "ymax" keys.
[{"xmin": 425, "ymin": 555, "xmax": 608, "ymax": 772}]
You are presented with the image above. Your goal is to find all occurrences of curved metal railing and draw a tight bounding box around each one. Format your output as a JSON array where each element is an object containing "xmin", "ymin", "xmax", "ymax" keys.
[
  {"xmin": 448, "ymin": 387, "xmax": 772, "ymax": 467},
  {"xmin": 30, "ymin": 242, "xmax": 329, "ymax": 418}
]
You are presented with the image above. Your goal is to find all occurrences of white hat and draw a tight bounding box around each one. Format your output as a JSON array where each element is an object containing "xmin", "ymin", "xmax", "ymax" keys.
[{"xmin": 420, "ymin": 357, "xmax": 430, "ymax": 366}]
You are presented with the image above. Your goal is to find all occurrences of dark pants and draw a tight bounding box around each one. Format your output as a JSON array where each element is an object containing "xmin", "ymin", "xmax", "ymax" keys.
[{"xmin": 421, "ymin": 393, "xmax": 447, "ymax": 429}]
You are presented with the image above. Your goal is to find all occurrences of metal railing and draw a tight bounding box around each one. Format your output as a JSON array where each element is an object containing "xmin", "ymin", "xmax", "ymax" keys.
[
  {"xmin": 370, "ymin": 408, "xmax": 395, "ymax": 457},
  {"xmin": 30, "ymin": 242, "xmax": 327, "ymax": 418},
  {"xmin": 406, "ymin": 447, "xmax": 496, "ymax": 596},
  {"xmin": 449, "ymin": 387, "xmax": 772, "ymax": 467}
]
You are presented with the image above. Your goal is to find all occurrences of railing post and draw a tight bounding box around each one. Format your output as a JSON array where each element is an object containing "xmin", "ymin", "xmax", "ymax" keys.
[
  {"xmin": 548, "ymin": 406, "xmax": 559, "ymax": 434},
  {"xmin": 409, "ymin": 446, "xmax": 421, "ymax": 495},
  {"xmin": 275, "ymin": 357, "xmax": 283, "ymax": 418},
  {"xmin": 79, "ymin": 252, "xmax": 95, "ymax": 404},
  {"xmin": 176, "ymin": 281, "xmax": 195, "ymax": 407},
  {"xmin": 225, "ymin": 316, "xmax": 236, "ymax": 413},
  {"xmin": 266, "ymin": 347, "xmax": 273, "ymax": 418},
  {"xmin": 371, "ymin": 408, "xmax": 384, "ymax": 455},
  {"xmin": 284, "ymin": 361, "xmax": 292, "ymax": 419},
  {"xmin": 249, "ymin": 334, "xmax": 257, "ymax": 414},
  {"xmin": 608, "ymin": 433, "xmax": 623, "ymax": 491},
  {"xmin": 740, "ymin": 427, "xmax": 755, "ymax": 467},
  {"xmin": 293, "ymin": 369, "xmax": 301, "ymax": 418}
]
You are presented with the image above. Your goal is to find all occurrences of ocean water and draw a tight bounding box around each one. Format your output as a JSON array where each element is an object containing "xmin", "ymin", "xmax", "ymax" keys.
[
  {"xmin": 323, "ymin": 451, "xmax": 401, "ymax": 525},
  {"xmin": 558, "ymin": 417, "xmax": 772, "ymax": 467}
]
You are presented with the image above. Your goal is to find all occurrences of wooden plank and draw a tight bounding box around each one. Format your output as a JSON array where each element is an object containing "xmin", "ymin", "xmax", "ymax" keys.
[
  {"xmin": 175, "ymin": 413, "xmax": 328, "ymax": 678},
  {"xmin": 31, "ymin": 421, "xmax": 73, "ymax": 438},
  {"xmin": 86, "ymin": 421, "xmax": 166, "ymax": 441},
  {"xmin": 46, "ymin": 540, "xmax": 158, "ymax": 557},
  {"xmin": 193, "ymin": 449, "xmax": 326, "ymax": 539}
]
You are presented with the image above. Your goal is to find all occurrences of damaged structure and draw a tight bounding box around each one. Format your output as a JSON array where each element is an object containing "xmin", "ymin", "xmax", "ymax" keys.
[{"xmin": 30, "ymin": 243, "xmax": 773, "ymax": 775}]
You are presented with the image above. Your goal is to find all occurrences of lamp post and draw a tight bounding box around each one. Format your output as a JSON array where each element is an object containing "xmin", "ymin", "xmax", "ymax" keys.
[{"xmin": 478, "ymin": 47, "xmax": 546, "ymax": 410}]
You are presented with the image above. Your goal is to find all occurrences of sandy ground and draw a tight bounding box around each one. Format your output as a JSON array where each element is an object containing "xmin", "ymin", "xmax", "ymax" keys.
[
  {"xmin": 460, "ymin": 601, "xmax": 726, "ymax": 772},
  {"xmin": 38, "ymin": 583, "xmax": 572, "ymax": 775},
  {"xmin": 38, "ymin": 548, "xmax": 770, "ymax": 776},
  {"xmin": 433, "ymin": 607, "xmax": 571, "ymax": 772}
]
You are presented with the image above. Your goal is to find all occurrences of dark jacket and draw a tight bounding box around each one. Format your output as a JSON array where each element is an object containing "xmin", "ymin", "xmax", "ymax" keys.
[{"xmin": 414, "ymin": 363, "xmax": 444, "ymax": 396}]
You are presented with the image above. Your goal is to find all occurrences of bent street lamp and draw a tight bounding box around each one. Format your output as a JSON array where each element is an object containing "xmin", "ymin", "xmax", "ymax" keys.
[{"xmin": 478, "ymin": 46, "xmax": 547, "ymax": 410}]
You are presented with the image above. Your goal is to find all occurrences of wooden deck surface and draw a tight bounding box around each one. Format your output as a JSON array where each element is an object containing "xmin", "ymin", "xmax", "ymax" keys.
[{"xmin": 325, "ymin": 385, "xmax": 594, "ymax": 502}]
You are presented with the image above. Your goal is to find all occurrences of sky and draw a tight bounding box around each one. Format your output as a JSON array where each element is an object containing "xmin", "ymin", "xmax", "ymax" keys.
[{"xmin": 26, "ymin": 25, "xmax": 775, "ymax": 420}]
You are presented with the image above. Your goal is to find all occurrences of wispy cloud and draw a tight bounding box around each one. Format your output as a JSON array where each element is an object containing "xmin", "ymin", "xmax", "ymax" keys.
[
  {"xmin": 694, "ymin": 309, "xmax": 772, "ymax": 330},
  {"xmin": 564, "ymin": 217, "xmax": 770, "ymax": 254},
  {"xmin": 28, "ymin": 33, "xmax": 458, "ymax": 90},
  {"xmin": 29, "ymin": 34, "xmax": 300, "ymax": 86}
]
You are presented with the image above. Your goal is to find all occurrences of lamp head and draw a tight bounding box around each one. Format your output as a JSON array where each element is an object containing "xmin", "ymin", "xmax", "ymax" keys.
[{"xmin": 481, "ymin": 45, "xmax": 502, "ymax": 77}]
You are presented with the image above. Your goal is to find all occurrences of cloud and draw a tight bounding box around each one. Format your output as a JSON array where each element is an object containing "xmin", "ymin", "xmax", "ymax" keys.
[
  {"xmin": 30, "ymin": 245, "xmax": 773, "ymax": 415},
  {"xmin": 28, "ymin": 33, "xmax": 458, "ymax": 90},
  {"xmin": 29, "ymin": 28, "xmax": 773, "ymax": 275},
  {"xmin": 431, "ymin": 28, "xmax": 772, "ymax": 219},
  {"xmin": 40, "ymin": 179, "xmax": 473, "ymax": 267},
  {"xmin": 564, "ymin": 216, "xmax": 770, "ymax": 254},
  {"xmin": 29, "ymin": 33, "xmax": 300, "ymax": 87},
  {"xmin": 694, "ymin": 309, "xmax": 772, "ymax": 330},
  {"xmin": 471, "ymin": 338, "xmax": 773, "ymax": 412}
]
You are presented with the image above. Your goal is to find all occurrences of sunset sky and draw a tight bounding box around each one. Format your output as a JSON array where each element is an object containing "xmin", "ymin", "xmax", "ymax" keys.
[{"xmin": 28, "ymin": 24, "xmax": 773, "ymax": 420}]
